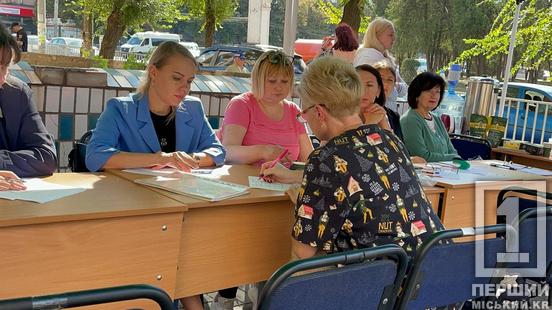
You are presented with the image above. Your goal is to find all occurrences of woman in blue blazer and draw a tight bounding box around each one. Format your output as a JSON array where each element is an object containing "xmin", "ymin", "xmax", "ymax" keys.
[{"xmin": 86, "ymin": 41, "xmax": 225, "ymax": 173}]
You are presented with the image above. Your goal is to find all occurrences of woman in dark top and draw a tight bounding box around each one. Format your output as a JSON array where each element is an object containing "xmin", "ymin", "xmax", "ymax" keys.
[
  {"xmin": 262, "ymin": 56, "xmax": 444, "ymax": 259},
  {"xmin": 0, "ymin": 23, "xmax": 56, "ymax": 182},
  {"xmin": 355, "ymin": 64, "xmax": 403, "ymax": 139}
]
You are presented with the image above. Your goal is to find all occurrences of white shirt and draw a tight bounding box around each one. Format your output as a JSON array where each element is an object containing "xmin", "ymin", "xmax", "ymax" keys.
[{"xmin": 425, "ymin": 117, "xmax": 437, "ymax": 133}]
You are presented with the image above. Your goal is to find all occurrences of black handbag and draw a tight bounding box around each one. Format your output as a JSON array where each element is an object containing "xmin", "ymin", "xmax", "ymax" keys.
[{"xmin": 68, "ymin": 130, "xmax": 94, "ymax": 172}]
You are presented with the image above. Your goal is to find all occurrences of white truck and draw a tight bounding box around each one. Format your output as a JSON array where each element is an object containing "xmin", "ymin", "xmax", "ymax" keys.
[{"xmin": 120, "ymin": 31, "xmax": 180, "ymax": 54}]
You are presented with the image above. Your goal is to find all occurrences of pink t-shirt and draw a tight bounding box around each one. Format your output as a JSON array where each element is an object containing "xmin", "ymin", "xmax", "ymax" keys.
[{"xmin": 220, "ymin": 92, "xmax": 307, "ymax": 161}]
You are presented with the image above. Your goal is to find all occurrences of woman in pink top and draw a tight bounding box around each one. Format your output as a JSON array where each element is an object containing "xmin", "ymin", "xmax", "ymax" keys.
[{"xmin": 219, "ymin": 50, "xmax": 313, "ymax": 164}]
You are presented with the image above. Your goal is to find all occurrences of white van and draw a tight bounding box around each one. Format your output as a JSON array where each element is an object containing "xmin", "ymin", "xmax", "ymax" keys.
[
  {"xmin": 179, "ymin": 42, "xmax": 200, "ymax": 57},
  {"xmin": 120, "ymin": 31, "xmax": 180, "ymax": 54}
]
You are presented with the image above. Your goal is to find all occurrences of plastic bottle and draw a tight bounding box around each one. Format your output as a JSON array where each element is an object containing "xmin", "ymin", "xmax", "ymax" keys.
[{"xmin": 434, "ymin": 64, "xmax": 465, "ymax": 133}]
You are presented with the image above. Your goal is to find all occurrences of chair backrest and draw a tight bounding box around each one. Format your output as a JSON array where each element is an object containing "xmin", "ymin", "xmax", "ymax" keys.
[
  {"xmin": 68, "ymin": 130, "xmax": 94, "ymax": 172},
  {"xmin": 398, "ymin": 225, "xmax": 508, "ymax": 310},
  {"xmin": 510, "ymin": 207, "xmax": 552, "ymax": 279},
  {"xmin": 0, "ymin": 284, "xmax": 174, "ymax": 310},
  {"xmin": 258, "ymin": 244, "xmax": 409, "ymax": 310},
  {"xmin": 449, "ymin": 133, "xmax": 492, "ymax": 160}
]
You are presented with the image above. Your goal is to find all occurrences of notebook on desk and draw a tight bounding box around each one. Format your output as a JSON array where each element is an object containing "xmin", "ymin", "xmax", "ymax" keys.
[{"xmin": 135, "ymin": 173, "xmax": 249, "ymax": 202}]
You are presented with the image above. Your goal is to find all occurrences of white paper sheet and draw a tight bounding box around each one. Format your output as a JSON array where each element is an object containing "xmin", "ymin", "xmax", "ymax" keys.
[
  {"xmin": 0, "ymin": 178, "xmax": 86, "ymax": 203},
  {"xmin": 248, "ymin": 176, "xmax": 292, "ymax": 192},
  {"xmin": 511, "ymin": 164, "xmax": 552, "ymax": 176}
]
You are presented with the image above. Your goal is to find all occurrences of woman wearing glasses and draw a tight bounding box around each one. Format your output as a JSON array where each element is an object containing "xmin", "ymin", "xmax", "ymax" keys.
[
  {"xmin": 218, "ymin": 50, "xmax": 313, "ymax": 165},
  {"xmin": 263, "ymin": 56, "xmax": 443, "ymax": 260}
]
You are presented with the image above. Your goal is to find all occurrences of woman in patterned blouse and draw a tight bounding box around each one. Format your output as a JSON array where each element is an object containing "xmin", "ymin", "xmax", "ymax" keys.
[{"xmin": 262, "ymin": 56, "xmax": 444, "ymax": 259}]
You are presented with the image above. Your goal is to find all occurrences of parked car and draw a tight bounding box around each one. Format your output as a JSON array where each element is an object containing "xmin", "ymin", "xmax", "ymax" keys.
[
  {"xmin": 120, "ymin": 31, "xmax": 180, "ymax": 54},
  {"xmin": 48, "ymin": 37, "xmax": 98, "ymax": 56},
  {"xmin": 497, "ymin": 82, "xmax": 552, "ymax": 143},
  {"xmin": 415, "ymin": 58, "xmax": 428, "ymax": 74},
  {"xmin": 179, "ymin": 41, "xmax": 200, "ymax": 57},
  {"xmin": 197, "ymin": 44, "xmax": 307, "ymax": 78}
]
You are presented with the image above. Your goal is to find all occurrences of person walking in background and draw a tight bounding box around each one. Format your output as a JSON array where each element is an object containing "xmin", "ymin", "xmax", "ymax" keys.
[
  {"xmin": 10, "ymin": 22, "xmax": 27, "ymax": 52},
  {"xmin": 225, "ymin": 52, "xmax": 249, "ymax": 74},
  {"xmin": 318, "ymin": 23, "xmax": 359, "ymax": 64},
  {"xmin": 354, "ymin": 18, "xmax": 407, "ymax": 113}
]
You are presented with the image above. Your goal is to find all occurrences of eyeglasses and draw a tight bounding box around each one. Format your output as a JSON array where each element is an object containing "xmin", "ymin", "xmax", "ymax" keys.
[
  {"xmin": 296, "ymin": 104, "xmax": 324, "ymax": 123},
  {"xmin": 260, "ymin": 51, "xmax": 294, "ymax": 67}
]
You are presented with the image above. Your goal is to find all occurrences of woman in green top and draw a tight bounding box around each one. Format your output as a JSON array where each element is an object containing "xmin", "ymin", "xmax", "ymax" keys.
[{"xmin": 400, "ymin": 72, "xmax": 459, "ymax": 162}]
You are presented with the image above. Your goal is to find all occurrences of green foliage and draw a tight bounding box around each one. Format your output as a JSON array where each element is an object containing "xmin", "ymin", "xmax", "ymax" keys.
[
  {"xmin": 123, "ymin": 54, "xmax": 146, "ymax": 70},
  {"xmin": 92, "ymin": 56, "xmax": 109, "ymax": 68},
  {"xmin": 315, "ymin": 0, "xmax": 370, "ymax": 33},
  {"xmin": 451, "ymin": 0, "xmax": 552, "ymax": 77},
  {"xmin": 72, "ymin": 0, "xmax": 187, "ymax": 50},
  {"xmin": 387, "ymin": 0, "xmax": 500, "ymax": 72},
  {"xmin": 401, "ymin": 58, "xmax": 420, "ymax": 84},
  {"xmin": 184, "ymin": 0, "xmax": 239, "ymax": 31}
]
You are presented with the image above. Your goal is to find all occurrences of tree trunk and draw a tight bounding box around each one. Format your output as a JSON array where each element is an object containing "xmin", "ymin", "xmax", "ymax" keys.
[
  {"xmin": 99, "ymin": 7, "xmax": 126, "ymax": 59},
  {"xmin": 204, "ymin": 0, "xmax": 216, "ymax": 47},
  {"xmin": 340, "ymin": 0, "xmax": 363, "ymax": 35},
  {"xmin": 81, "ymin": 13, "xmax": 93, "ymax": 58}
]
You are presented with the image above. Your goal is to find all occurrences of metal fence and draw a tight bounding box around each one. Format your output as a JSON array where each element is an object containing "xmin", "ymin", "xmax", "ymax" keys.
[
  {"xmin": 113, "ymin": 51, "xmax": 148, "ymax": 62},
  {"xmin": 501, "ymin": 97, "xmax": 552, "ymax": 144}
]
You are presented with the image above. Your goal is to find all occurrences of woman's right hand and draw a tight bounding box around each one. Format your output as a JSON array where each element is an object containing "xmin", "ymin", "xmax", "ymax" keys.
[
  {"xmin": 156, "ymin": 152, "xmax": 199, "ymax": 172},
  {"xmin": 260, "ymin": 162, "xmax": 302, "ymax": 184},
  {"xmin": 362, "ymin": 104, "xmax": 387, "ymax": 125},
  {"xmin": 0, "ymin": 171, "xmax": 26, "ymax": 191}
]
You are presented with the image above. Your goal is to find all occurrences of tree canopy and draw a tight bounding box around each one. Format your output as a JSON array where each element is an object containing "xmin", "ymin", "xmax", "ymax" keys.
[
  {"xmin": 452, "ymin": 0, "xmax": 552, "ymax": 82},
  {"xmin": 74, "ymin": 0, "xmax": 187, "ymax": 58}
]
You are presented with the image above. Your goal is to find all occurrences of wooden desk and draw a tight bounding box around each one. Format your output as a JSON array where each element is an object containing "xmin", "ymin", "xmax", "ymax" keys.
[
  {"xmin": 0, "ymin": 173, "xmax": 184, "ymax": 309},
  {"xmin": 432, "ymin": 160, "xmax": 550, "ymax": 229},
  {"xmin": 109, "ymin": 165, "xmax": 444, "ymax": 298},
  {"xmin": 492, "ymin": 147, "xmax": 552, "ymax": 170},
  {"xmin": 0, "ymin": 167, "xmax": 444, "ymax": 306}
]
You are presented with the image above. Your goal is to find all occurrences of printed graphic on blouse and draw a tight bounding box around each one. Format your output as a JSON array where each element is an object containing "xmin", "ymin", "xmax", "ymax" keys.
[{"xmin": 292, "ymin": 124, "xmax": 444, "ymax": 256}]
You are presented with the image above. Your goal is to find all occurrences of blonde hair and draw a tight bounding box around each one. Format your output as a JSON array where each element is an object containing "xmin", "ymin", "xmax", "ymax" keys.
[
  {"xmin": 361, "ymin": 17, "xmax": 395, "ymax": 63},
  {"xmin": 298, "ymin": 57, "xmax": 361, "ymax": 118},
  {"xmin": 372, "ymin": 59, "xmax": 396, "ymax": 81},
  {"xmin": 251, "ymin": 50, "xmax": 294, "ymax": 100},
  {"xmin": 136, "ymin": 41, "xmax": 197, "ymax": 96}
]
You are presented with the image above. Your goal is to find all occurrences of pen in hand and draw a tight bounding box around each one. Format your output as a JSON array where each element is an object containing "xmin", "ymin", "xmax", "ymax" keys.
[{"xmin": 259, "ymin": 149, "xmax": 289, "ymax": 181}]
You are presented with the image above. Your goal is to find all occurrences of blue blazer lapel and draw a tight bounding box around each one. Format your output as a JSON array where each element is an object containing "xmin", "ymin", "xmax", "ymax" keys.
[
  {"xmin": 175, "ymin": 103, "xmax": 194, "ymax": 152},
  {"xmin": 135, "ymin": 94, "xmax": 161, "ymax": 152}
]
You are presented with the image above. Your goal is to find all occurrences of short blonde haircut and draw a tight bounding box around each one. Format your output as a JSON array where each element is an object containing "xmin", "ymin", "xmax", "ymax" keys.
[
  {"xmin": 299, "ymin": 57, "xmax": 361, "ymax": 118},
  {"xmin": 372, "ymin": 59, "xmax": 396, "ymax": 81},
  {"xmin": 136, "ymin": 41, "xmax": 197, "ymax": 96},
  {"xmin": 361, "ymin": 17, "xmax": 395, "ymax": 62},
  {"xmin": 251, "ymin": 50, "xmax": 294, "ymax": 99}
]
